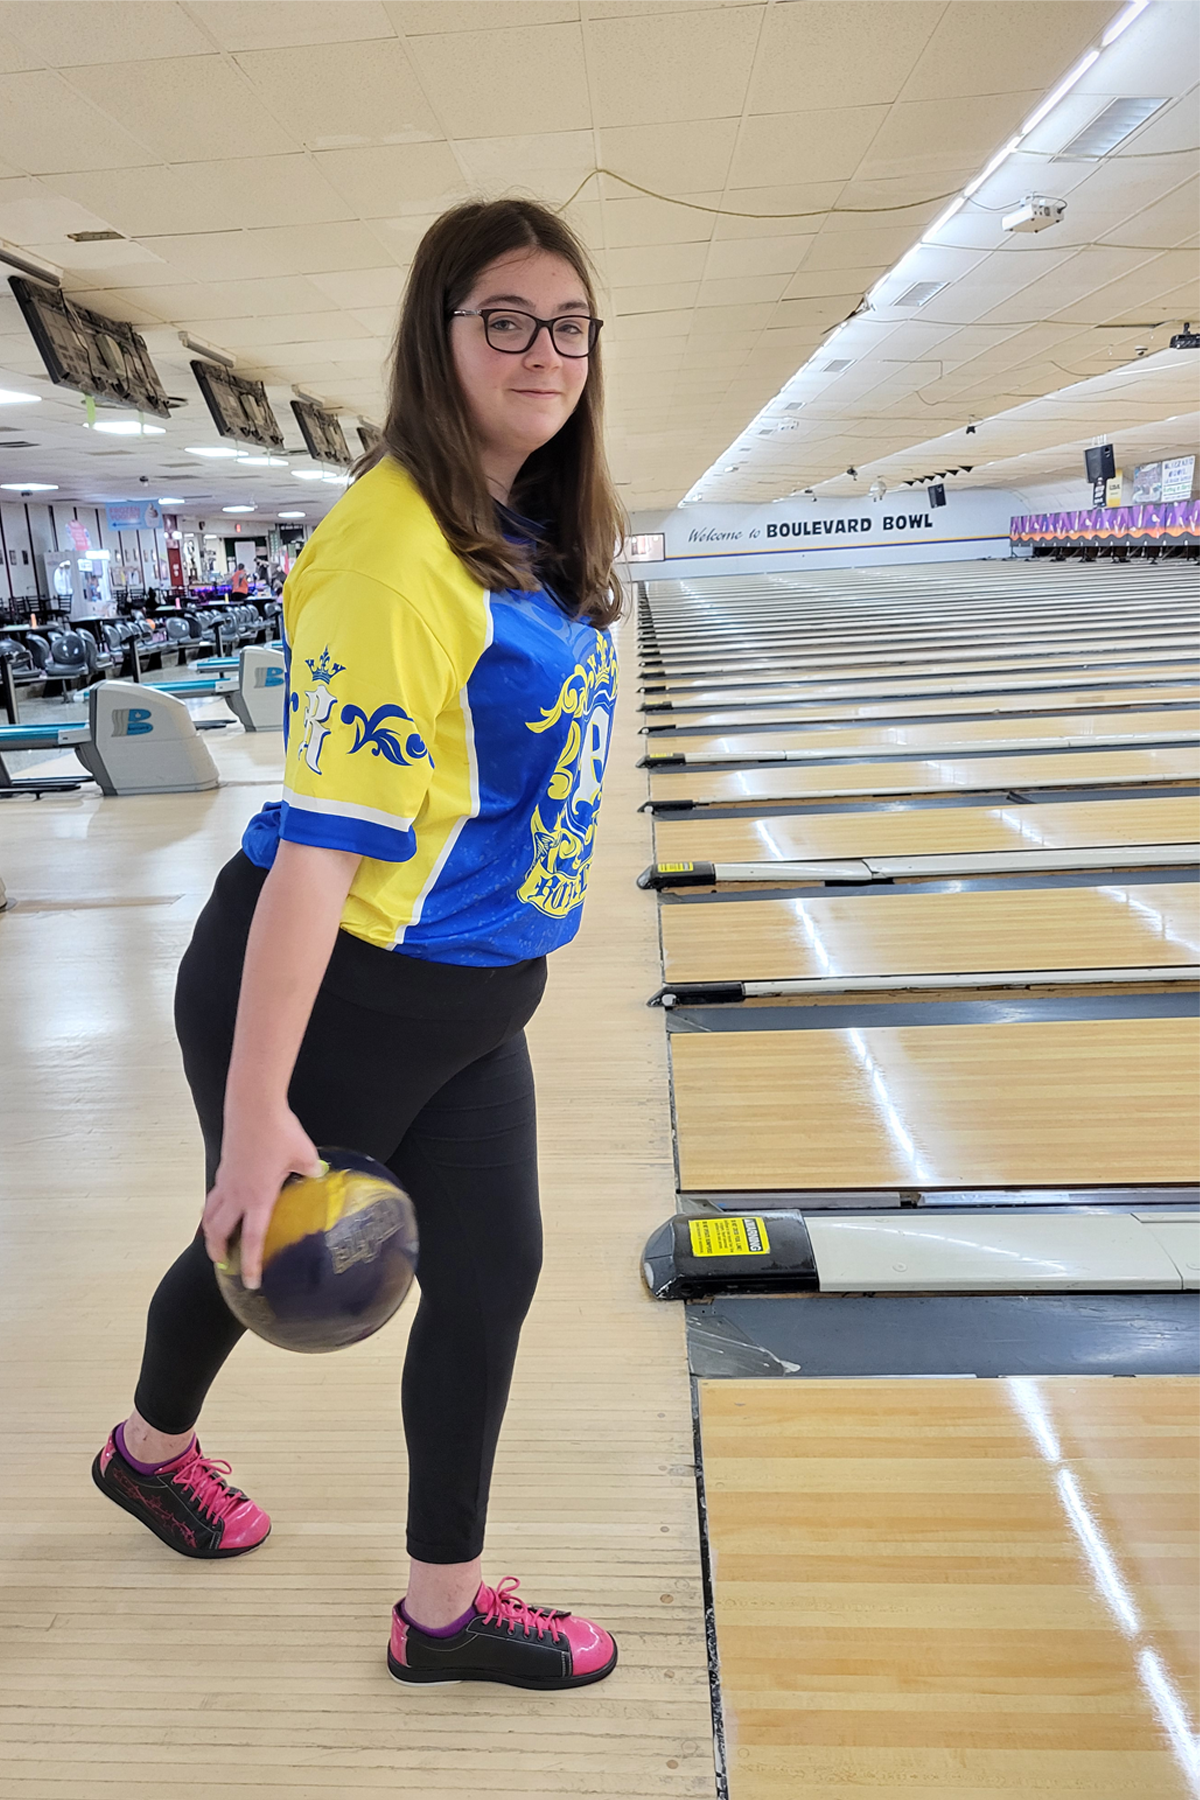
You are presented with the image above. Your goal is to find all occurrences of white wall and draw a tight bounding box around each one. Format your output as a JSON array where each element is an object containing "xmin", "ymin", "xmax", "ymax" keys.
[{"xmin": 625, "ymin": 488, "xmax": 1021, "ymax": 581}]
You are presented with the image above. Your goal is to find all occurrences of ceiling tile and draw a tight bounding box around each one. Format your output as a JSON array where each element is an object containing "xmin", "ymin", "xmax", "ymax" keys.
[
  {"xmin": 194, "ymin": 311, "xmax": 374, "ymax": 349},
  {"xmin": 601, "ymin": 193, "xmax": 719, "ymax": 249},
  {"xmin": 234, "ymin": 38, "xmax": 439, "ymax": 148},
  {"xmin": 120, "ymin": 222, "xmax": 396, "ymax": 283},
  {"xmin": 798, "ymin": 222, "xmax": 931, "ymax": 275},
  {"xmin": 749, "ymin": 2, "xmax": 941, "ymax": 116},
  {"xmin": 729, "ymin": 107, "xmax": 891, "ymax": 189},
  {"xmin": 587, "ymin": 5, "xmax": 760, "ymax": 126},
  {"xmin": 308, "ymin": 267, "xmax": 408, "ymax": 311},
  {"xmin": 407, "ymin": 22, "xmax": 589, "ymax": 137},
  {"xmin": 703, "ymin": 235, "xmax": 810, "ymax": 281},
  {"xmin": 612, "ymin": 281, "xmax": 701, "ymax": 315},
  {"xmin": 187, "ymin": 2, "xmax": 397, "ymax": 52},
  {"xmin": 65, "ymin": 55, "xmax": 300, "ymax": 162},
  {"xmin": 314, "ymin": 142, "xmax": 466, "ymax": 218},
  {"xmin": 126, "ymin": 277, "xmax": 336, "ymax": 323},
  {"xmin": 603, "ymin": 241, "xmax": 710, "ymax": 287},
  {"xmin": 902, "ymin": 2, "xmax": 1114, "ymax": 103},
  {"xmin": 0, "ymin": 69, "xmax": 158, "ymax": 173},
  {"xmin": 859, "ymin": 92, "xmax": 1042, "ymax": 183},
  {"xmin": 47, "ymin": 155, "xmax": 353, "ymax": 237},
  {"xmin": 696, "ymin": 273, "xmax": 789, "ymax": 308},
  {"xmin": 455, "ymin": 130, "xmax": 596, "ymax": 204},
  {"xmin": 389, "ymin": 2, "xmax": 579, "ymax": 29},
  {"xmin": 597, "ymin": 119, "xmax": 739, "ymax": 194},
  {"xmin": 0, "ymin": 1, "xmax": 213, "ymax": 65}
]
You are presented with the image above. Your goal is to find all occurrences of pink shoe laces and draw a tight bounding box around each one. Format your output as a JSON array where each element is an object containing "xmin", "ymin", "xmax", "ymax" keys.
[
  {"xmin": 477, "ymin": 1577, "xmax": 567, "ymax": 1644},
  {"xmin": 169, "ymin": 1444, "xmax": 251, "ymax": 1525}
]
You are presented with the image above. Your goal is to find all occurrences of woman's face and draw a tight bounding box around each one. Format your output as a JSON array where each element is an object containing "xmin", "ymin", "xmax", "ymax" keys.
[{"xmin": 450, "ymin": 249, "xmax": 592, "ymax": 477}]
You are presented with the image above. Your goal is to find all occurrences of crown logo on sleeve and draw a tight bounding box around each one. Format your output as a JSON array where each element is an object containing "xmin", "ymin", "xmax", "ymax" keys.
[{"xmin": 305, "ymin": 646, "xmax": 346, "ymax": 684}]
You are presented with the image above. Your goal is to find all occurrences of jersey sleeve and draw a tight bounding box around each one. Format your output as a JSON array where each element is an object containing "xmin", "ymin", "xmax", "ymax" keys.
[{"xmin": 279, "ymin": 570, "xmax": 457, "ymax": 863}]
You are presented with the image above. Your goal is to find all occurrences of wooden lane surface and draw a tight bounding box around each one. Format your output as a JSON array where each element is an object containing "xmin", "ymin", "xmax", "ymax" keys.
[
  {"xmin": 646, "ymin": 683, "xmax": 1200, "ymax": 735},
  {"xmin": 648, "ymin": 708, "xmax": 1200, "ymax": 764},
  {"xmin": 644, "ymin": 629, "xmax": 1200, "ymax": 672},
  {"xmin": 699, "ymin": 1376, "xmax": 1200, "ymax": 1799},
  {"xmin": 0, "ymin": 652, "xmax": 717, "ymax": 1797},
  {"xmin": 643, "ymin": 636, "xmax": 1200, "ymax": 685},
  {"xmin": 647, "ymin": 663, "xmax": 1200, "ymax": 713},
  {"xmin": 645, "ymin": 649, "xmax": 1200, "ymax": 696},
  {"xmin": 660, "ymin": 882, "xmax": 1200, "ymax": 985},
  {"xmin": 647, "ymin": 746, "xmax": 1200, "ymax": 808},
  {"xmin": 645, "ymin": 609, "xmax": 1196, "ymax": 657},
  {"xmin": 653, "ymin": 795, "xmax": 1200, "ymax": 866},
  {"xmin": 669, "ymin": 1018, "xmax": 1200, "ymax": 1189}
]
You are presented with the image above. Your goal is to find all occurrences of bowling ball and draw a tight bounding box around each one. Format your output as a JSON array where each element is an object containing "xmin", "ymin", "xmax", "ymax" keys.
[{"xmin": 215, "ymin": 1149, "xmax": 418, "ymax": 1353}]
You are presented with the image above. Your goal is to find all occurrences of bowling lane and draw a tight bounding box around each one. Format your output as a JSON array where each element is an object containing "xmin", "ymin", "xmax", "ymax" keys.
[
  {"xmin": 646, "ymin": 707, "xmax": 1200, "ymax": 764},
  {"xmin": 645, "ymin": 663, "xmax": 1200, "ymax": 714},
  {"xmin": 653, "ymin": 796, "xmax": 1200, "ymax": 866},
  {"xmin": 699, "ymin": 1376, "xmax": 1200, "ymax": 1800},
  {"xmin": 646, "ymin": 745, "xmax": 1200, "ymax": 809},
  {"xmin": 669, "ymin": 1018, "xmax": 1200, "ymax": 1191},
  {"xmin": 646, "ymin": 682, "xmax": 1200, "ymax": 735},
  {"xmin": 646, "ymin": 608, "xmax": 1195, "ymax": 660},
  {"xmin": 660, "ymin": 882, "xmax": 1200, "ymax": 985},
  {"xmin": 644, "ymin": 635, "xmax": 1200, "ymax": 689}
]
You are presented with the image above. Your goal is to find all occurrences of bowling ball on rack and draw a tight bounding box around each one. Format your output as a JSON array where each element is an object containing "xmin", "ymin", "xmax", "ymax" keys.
[{"xmin": 215, "ymin": 1149, "xmax": 418, "ymax": 1353}]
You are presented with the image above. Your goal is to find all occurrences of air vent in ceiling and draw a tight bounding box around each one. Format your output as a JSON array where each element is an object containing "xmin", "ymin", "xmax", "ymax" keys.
[
  {"xmin": 0, "ymin": 440, "xmax": 38, "ymax": 448},
  {"xmin": 1056, "ymin": 96, "xmax": 1166, "ymax": 159},
  {"xmin": 823, "ymin": 358, "xmax": 853, "ymax": 373},
  {"xmin": 895, "ymin": 280, "xmax": 947, "ymax": 307},
  {"xmin": 67, "ymin": 229, "xmax": 125, "ymax": 243}
]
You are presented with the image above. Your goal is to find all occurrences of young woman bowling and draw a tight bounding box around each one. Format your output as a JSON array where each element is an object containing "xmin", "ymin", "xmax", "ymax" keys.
[{"xmin": 94, "ymin": 197, "xmax": 623, "ymax": 1691}]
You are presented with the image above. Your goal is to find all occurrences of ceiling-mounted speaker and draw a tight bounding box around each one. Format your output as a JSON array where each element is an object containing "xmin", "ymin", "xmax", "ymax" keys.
[{"xmin": 1084, "ymin": 444, "xmax": 1116, "ymax": 483}]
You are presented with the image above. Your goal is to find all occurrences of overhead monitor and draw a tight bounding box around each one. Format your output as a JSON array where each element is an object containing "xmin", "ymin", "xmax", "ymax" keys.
[
  {"xmin": 356, "ymin": 420, "xmax": 383, "ymax": 454},
  {"xmin": 927, "ymin": 483, "xmax": 946, "ymax": 509},
  {"xmin": 190, "ymin": 359, "xmax": 284, "ymax": 451},
  {"xmin": 290, "ymin": 399, "xmax": 351, "ymax": 467},
  {"xmin": 1084, "ymin": 443, "xmax": 1116, "ymax": 484},
  {"xmin": 9, "ymin": 275, "xmax": 171, "ymax": 418}
]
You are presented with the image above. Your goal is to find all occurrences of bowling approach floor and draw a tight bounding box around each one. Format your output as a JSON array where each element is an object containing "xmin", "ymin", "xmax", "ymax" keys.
[
  {"xmin": 0, "ymin": 654, "xmax": 715, "ymax": 1797},
  {"xmin": 639, "ymin": 563, "xmax": 1200, "ymax": 1800}
]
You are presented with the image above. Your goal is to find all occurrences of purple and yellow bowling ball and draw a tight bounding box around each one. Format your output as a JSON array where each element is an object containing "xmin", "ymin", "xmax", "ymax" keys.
[{"xmin": 216, "ymin": 1149, "xmax": 418, "ymax": 1353}]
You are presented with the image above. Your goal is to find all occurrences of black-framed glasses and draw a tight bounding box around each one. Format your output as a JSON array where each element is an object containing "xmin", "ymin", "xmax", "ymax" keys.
[{"xmin": 449, "ymin": 308, "xmax": 602, "ymax": 357}]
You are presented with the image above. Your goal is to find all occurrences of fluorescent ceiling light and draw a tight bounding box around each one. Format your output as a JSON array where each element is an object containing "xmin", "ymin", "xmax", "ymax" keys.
[
  {"xmin": 1103, "ymin": 0, "xmax": 1150, "ymax": 45},
  {"xmin": 236, "ymin": 453, "xmax": 288, "ymax": 466},
  {"xmin": 290, "ymin": 467, "xmax": 325, "ymax": 480},
  {"xmin": 921, "ymin": 195, "xmax": 966, "ymax": 242},
  {"xmin": 0, "ymin": 239, "xmax": 63, "ymax": 284},
  {"xmin": 1057, "ymin": 95, "xmax": 1166, "ymax": 158},
  {"xmin": 157, "ymin": 496, "xmax": 185, "ymax": 505},
  {"xmin": 823, "ymin": 359, "xmax": 853, "ymax": 373},
  {"xmin": 278, "ymin": 511, "xmax": 306, "ymax": 519},
  {"xmin": 179, "ymin": 331, "xmax": 235, "ymax": 369},
  {"xmin": 962, "ymin": 136, "xmax": 1021, "ymax": 198},
  {"xmin": 88, "ymin": 417, "xmax": 165, "ymax": 436},
  {"xmin": 1, "ymin": 481, "xmax": 56, "ymax": 490},
  {"xmin": 1021, "ymin": 49, "xmax": 1101, "ymax": 136},
  {"xmin": 186, "ymin": 445, "xmax": 241, "ymax": 458},
  {"xmin": 223, "ymin": 504, "xmax": 255, "ymax": 514},
  {"xmin": 0, "ymin": 388, "xmax": 40, "ymax": 405}
]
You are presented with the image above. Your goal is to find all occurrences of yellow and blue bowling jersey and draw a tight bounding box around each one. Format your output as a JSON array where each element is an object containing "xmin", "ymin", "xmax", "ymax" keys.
[{"xmin": 242, "ymin": 459, "xmax": 617, "ymax": 966}]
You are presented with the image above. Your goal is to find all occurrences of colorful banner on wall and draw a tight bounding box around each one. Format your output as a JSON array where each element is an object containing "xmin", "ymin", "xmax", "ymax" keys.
[
  {"xmin": 1011, "ymin": 501, "xmax": 1200, "ymax": 548},
  {"xmin": 105, "ymin": 501, "xmax": 162, "ymax": 532}
]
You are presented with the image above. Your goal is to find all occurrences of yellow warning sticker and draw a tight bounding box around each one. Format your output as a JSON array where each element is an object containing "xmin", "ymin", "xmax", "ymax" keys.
[
  {"xmin": 656, "ymin": 862, "xmax": 695, "ymax": 873},
  {"xmin": 688, "ymin": 1216, "xmax": 771, "ymax": 1258}
]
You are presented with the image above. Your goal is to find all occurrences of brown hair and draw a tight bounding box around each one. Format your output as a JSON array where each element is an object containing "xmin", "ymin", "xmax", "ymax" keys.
[{"xmin": 356, "ymin": 198, "xmax": 624, "ymax": 628}]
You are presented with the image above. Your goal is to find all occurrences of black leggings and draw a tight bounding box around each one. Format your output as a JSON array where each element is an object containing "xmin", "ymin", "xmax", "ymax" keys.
[{"xmin": 134, "ymin": 851, "xmax": 547, "ymax": 1564}]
